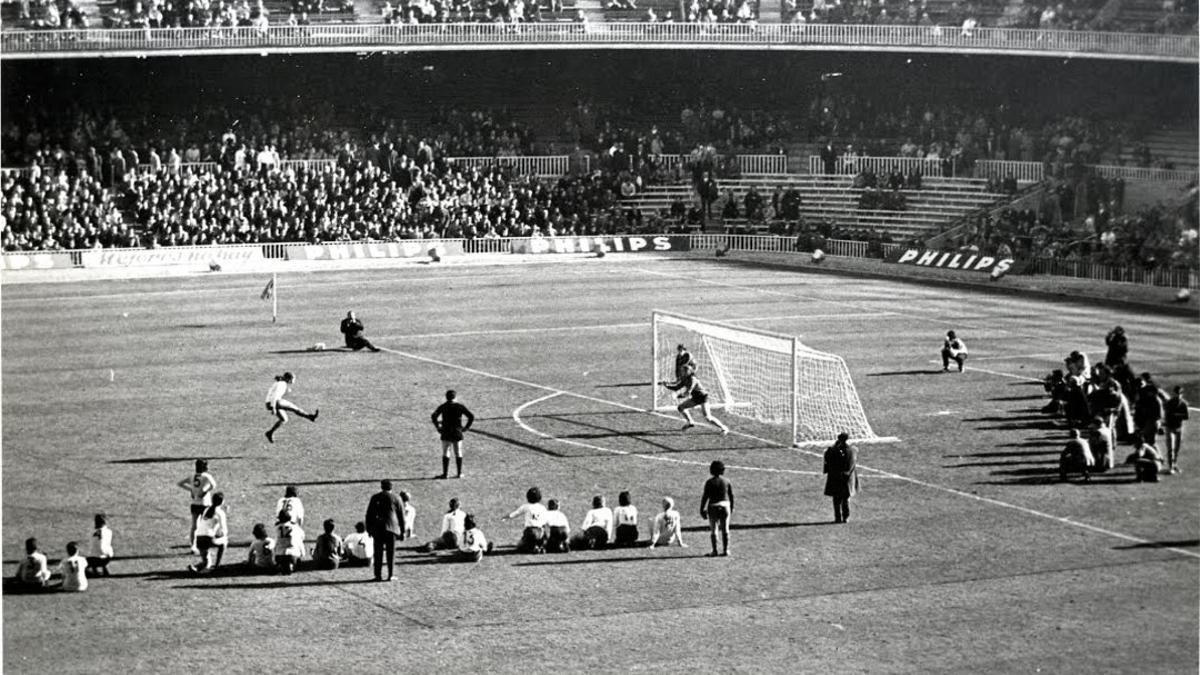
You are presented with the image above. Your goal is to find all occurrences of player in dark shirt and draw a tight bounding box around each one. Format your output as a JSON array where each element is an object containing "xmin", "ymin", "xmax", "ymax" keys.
[
  {"xmin": 661, "ymin": 364, "xmax": 729, "ymax": 434},
  {"xmin": 674, "ymin": 344, "xmax": 696, "ymax": 380},
  {"xmin": 700, "ymin": 460, "xmax": 734, "ymax": 557},
  {"xmin": 340, "ymin": 311, "xmax": 381, "ymax": 352},
  {"xmin": 431, "ymin": 389, "xmax": 475, "ymax": 479}
]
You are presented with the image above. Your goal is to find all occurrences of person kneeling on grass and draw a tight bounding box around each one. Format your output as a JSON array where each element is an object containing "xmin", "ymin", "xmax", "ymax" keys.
[
  {"xmin": 190, "ymin": 493, "xmax": 228, "ymax": 574},
  {"xmin": 1059, "ymin": 429, "xmax": 1095, "ymax": 483},
  {"xmin": 86, "ymin": 513, "xmax": 114, "ymax": 577},
  {"xmin": 420, "ymin": 498, "xmax": 466, "ymax": 553},
  {"xmin": 312, "ymin": 519, "xmax": 345, "ymax": 571},
  {"xmin": 456, "ymin": 515, "xmax": 491, "ymax": 562},
  {"xmin": 544, "ymin": 499, "xmax": 571, "ymax": 553},
  {"xmin": 941, "ymin": 330, "xmax": 967, "ymax": 373},
  {"xmin": 648, "ymin": 498, "xmax": 686, "ymax": 550},
  {"xmin": 342, "ymin": 522, "xmax": 373, "ymax": 567},
  {"xmin": 502, "ymin": 487, "xmax": 548, "ymax": 554},
  {"xmin": 274, "ymin": 509, "xmax": 307, "ymax": 575},
  {"xmin": 1126, "ymin": 441, "xmax": 1163, "ymax": 483},
  {"xmin": 575, "ymin": 495, "xmax": 614, "ymax": 550},
  {"xmin": 247, "ymin": 523, "xmax": 276, "ymax": 572},
  {"xmin": 612, "ymin": 491, "xmax": 639, "ymax": 547}
]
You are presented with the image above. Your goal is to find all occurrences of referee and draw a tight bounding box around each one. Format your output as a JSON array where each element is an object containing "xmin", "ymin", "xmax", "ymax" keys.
[{"xmin": 432, "ymin": 389, "xmax": 475, "ymax": 479}]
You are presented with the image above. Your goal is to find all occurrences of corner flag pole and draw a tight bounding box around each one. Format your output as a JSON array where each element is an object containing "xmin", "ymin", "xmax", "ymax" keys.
[{"xmin": 272, "ymin": 273, "xmax": 278, "ymax": 323}]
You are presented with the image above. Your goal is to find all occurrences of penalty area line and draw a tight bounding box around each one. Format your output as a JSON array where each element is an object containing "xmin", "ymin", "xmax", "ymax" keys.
[{"xmin": 375, "ymin": 345, "xmax": 1198, "ymax": 561}]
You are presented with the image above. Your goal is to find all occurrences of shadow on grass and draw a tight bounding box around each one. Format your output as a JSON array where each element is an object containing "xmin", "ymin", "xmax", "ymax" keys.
[
  {"xmin": 964, "ymin": 415, "xmax": 1056, "ymax": 423},
  {"xmin": 866, "ymin": 369, "xmax": 946, "ymax": 377},
  {"xmin": 995, "ymin": 440, "xmax": 1062, "ymax": 448},
  {"xmin": 975, "ymin": 422, "xmax": 1064, "ymax": 432},
  {"xmin": 511, "ymin": 555, "xmax": 701, "ymax": 567},
  {"xmin": 986, "ymin": 394, "xmax": 1049, "ymax": 401},
  {"xmin": 1114, "ymin": 539, "xmax": 1200, "ymax": 550},
  {"xmin": 267, "ymin": 348, "xmax": 354, "ymax": 355},
  {"xmin": 594, "ymin": 382, "xmax": 653, "ymax": 388},
  {"xmin": 1010, "ymin": 381, "xmax": 1046, "ymax": 386},
  {"xmin": 108, "ymin": 455, "xmax": 245, "ymax": 464},
  {"xmin": 946, "ymin": 450, "xmax": 1058, "ymax": 459},
  {"xmin": 944, "ymin": 459, "xmax": 1058, "ymax": 469},
  {"xmin": 681, "ymin": 521, "xmax": 827, "ymax": 532},
  {"xmin": 171, "ymin": 577, "xmax": 381, "ymax": 590},
  {"xmin": 260, "ymin": 476, "xmax": 445, "ymax": 487},
  {"xmin": 469, "ymin": 428, "xmax": 568, "ymax": 458}
]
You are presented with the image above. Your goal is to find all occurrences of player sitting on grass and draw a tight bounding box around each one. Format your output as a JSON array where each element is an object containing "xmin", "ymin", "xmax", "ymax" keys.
[
  {"xmin": 86, "ymin": 513, "xmax": 114, "ymax": 577},
  {"xmin": 247, "ymin": 523, "xmax": 276, "ymax": 572},
  {"xmin": 265, "ymin": 372, "xmax": 319, "ymax": 444},
  {"xmin": 399, "ymin": 491, "xmax": 415, "ymax": 541},
  {"xmin": 59, "ymin": 542, "xmax": 88, "ymax": 592},
  {"xmin": 456, "ymin": 515, "xmax": 490, "ymax": 563},
  {"xmin": 14, "ymin": 537, "xmax": 52, "ymax": 590},
  {"xmin": 312, "ymin": 519, "xmax": 345, "ymax": 571},
  {"xmin": 648, "ymin": 497, "xmax": 686, "ymax": 550},
  {"xmin": 545, "ymin": 499, "xmax": 571, "ymax": 553},
  {"xmin": 342, "ymin": 522, "xmax": 373, "ymax": 567},
  {"xmin": 340, "ymin": 311, "xmax": 381, "ymax": 352},
  {"xmin": 275, "ymin": 486, "xmax": 305, "ymax": 528},
  {"xmin": 420, "ymin": 498, "xmax": 466, "ymax": 552},
  {"xmin": 660, "ymin": 364, "xmax": 729, "ymax": 434},
  {"xmin": 575, "ymin": 495, "xmax": 614, "ymax": 550},
  {"xmin": 273, "ymin": 509, "xmax": 306, "ymax": 575},
  {"xmin": 1127, "ymin": 440, "xmax": 1163, "ymax": 482},
  {"xmin": 502, "ymin": 487, "xmax": 548, "ymax": 554},
  {"xmin": 612, "ymin": 491, "xmax": 639, "ymax": 547},
  {"xmin": 190, "ymin": 493, "xmax": 228, "ymax": 574}
]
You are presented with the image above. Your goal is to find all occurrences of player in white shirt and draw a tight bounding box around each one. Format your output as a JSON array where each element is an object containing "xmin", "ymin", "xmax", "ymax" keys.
[
  {"xmin": 399, "ymin": 491, "xmax": 415, "ymax": 541},
  {"xmin": 576, "ymin": 495, "xmax": 614, "ymax": 550},
  {"xmin": 264, "ymin": 372, "xmax": 319, "ymax": 444},
  {"xmin": 86, "ymin": 513, "xmax": 114, "ymax": 576},
  {"xmin": 342, "ymin": 521, "xmax": 374, "ymax": 566},
  {"xmin": 544, "ymin": 499, "xmax": 571, "ymax": 553},
  {"xmin": 275, "ymin": 485, "xmax": 305, "ymax": 528},
  {"xmin": 59, "ymin": 542, "xmax": 88, "ymax": 592},
  {"xmin": 177, "ymin": 459, "xmax": 217, "ymax": 554},
  {"xmin": 502, "ymin": 487, "xmax": 549, "ymax": 553},
  {"xmin": 612, "ymin": 491, "xmax": 639, "ymax": 547},
  {"xmin": 456, "ymin": 514, "xmax": 489, "ymax": 562},
  {"xmin": 273, "ymin": 510, "xmax": 306, "ymax": 575},
  {"xmin": 648, "ymin": 497, "xmax": 686, "ymax": 549},
  {"xmin": 190, "ymin": 492, "xmax": 228, "ymax": 574},
  {"xmin": 421, "ymin": 498, "xmax": 466, "ymax": 552},
  {"xmin": 15, "ymin": 537, "xmax": 52, "ymax": 589},
  {"xmin": 247, "ymin": 523, "xmax": 276, "ymax": 572}
]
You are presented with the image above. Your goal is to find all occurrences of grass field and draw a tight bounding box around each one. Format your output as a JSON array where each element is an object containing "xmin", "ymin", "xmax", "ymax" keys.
[{"xmin": 3, "ymin": 257, "xmax": 1198, "ymax": 674}]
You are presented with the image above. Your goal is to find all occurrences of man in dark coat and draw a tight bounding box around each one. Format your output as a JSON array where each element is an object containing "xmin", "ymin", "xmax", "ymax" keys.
[
  {"xmin": 823, "ymin": 432, "xmax": 859, "ymax": 523},
  {"xmin": 340, "ymin": 311, "xmax": 381, "ymax": 352},
  {"xmin": 365, "ymin": 480, "xmax": 404, "ymax": 581}
]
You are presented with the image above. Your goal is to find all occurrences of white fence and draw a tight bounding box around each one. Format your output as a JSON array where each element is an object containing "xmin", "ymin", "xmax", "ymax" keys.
[
  {"xmin": 447, "ymin": 155, "xmax": 570, "ymax": 177},
  {"xmin": 1, "ymin": 24, "xmax": 1195, "ymax": 61},
  {"xmin": 738, "ymin": 154, "xmax": 789, "ymax": 175},
  {"xmin": 973, "ymin": 160, "xmax": 1198, "ymax": 184},
  {"xmin": 808, "ymin": 154, "xmax": 954, "ymax": 177}
]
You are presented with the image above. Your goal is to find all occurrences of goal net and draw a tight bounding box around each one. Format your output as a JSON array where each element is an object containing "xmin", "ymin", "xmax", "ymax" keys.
[{"xmin": 652, "ymin": 310, "xmax": 881, "ymax": 446}]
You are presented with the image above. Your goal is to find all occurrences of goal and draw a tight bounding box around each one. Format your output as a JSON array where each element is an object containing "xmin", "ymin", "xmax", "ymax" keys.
[{"xmin": 652, "ymin": 310, "xmax": 883, "ymax": 447}]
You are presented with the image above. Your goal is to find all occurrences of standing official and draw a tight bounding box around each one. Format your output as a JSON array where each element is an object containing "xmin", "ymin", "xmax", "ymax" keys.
[
  {"xmin": 364, "ymin": 480, "xmax": 404, "ymax": 582},
  {"xmin": 823, "ymin": 432, "xmax": 859, "ymax": 524},
  {"xmin": 432, "ymin": 390, "xmax": 475, "ymax": 479}
]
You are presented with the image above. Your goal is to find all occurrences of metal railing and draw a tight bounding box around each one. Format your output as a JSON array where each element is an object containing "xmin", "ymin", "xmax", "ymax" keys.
[
  {"xmin": 446, "ymin": 155, "xmax": 570, "ymax": 176},
  {"xmin": 973, "ymin": 159, "xmax": 1198, "ymax": 184},
  {"xmin": 1024, "ymin": 257, "xmax": 1200, "ymax": 289},
  {"xmin": 808, "ymin": 154, "xmax": 956, "ymax": 177},
  {"xmin": 1, "ymin": 23, "xmax": 1194, "ymax": 61},
  {"xmin": 738, "ymin": 154, "xmax": 789, "ymax": 175}
]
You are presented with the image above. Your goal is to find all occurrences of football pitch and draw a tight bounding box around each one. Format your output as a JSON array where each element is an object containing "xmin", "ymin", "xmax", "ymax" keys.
[{"xmin": 3, "ymin": 257, "xmax": 1197, "ymax": 673}]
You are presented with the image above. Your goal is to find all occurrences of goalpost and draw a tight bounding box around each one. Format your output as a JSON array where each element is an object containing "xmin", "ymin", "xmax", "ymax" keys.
[{"xmin": 652, "ymin": 310, "xmax": 887, "ymax": 447}]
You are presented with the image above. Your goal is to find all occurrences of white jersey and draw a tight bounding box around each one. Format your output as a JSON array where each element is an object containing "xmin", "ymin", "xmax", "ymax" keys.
[
  {"xmin": 185, "ymin": 472, "xmax": 217, "ymax": 506},
  {"xmin": 275, "ymin": 497, "xmax": 305, "ymax": 525},
  {"xmin": 90, "ymin": 526, "xmax": 114, "ymax": 558},
  {"xmin": 581, "ymin": 507, "xmax": 614, "ymax": 539},
  {"xmin": 266, "ymin": 380, "xmax": 289, "ymax": 404},
  {"xmin": 195, "ymin": 507, "xmax": 228, "ymax": 543},
  {"xmin": 402, "ymin": 503, "xmax": 416, "ymax": 536},
  {"xmin": 508, "ymin": 503, "xmax": 548, "ymax": 529},
  {"xmin": 59, "ymin": 554, "xmax": 88, "ymax": 592},
  {"xmin": 460, "ymin": 527, "xmax": 488, "ymax": 553},
  {"xmin": 17, "ymin": 551, "xmax": 51, "ymax": 585},
  {"xmin": 440, "ymin": 509, "xmax": 466, "ymax": 537},
  {"xmin": 652, "ymin": 509, "xmax": 682, "ymax": 545},
  {"xmin": 274, "ymin": 522, "xmax": 306, "ymax": 558},
  {"xmin": 544, "ymin": 510, "xmax": 570, "ymax": 530},
  {"xmin": 344, "ymin": 531, "xmax": 373, "ymax": 560},
  {"xmin": 614, "ymin": 505, "xmax": 638, "ymax": 527}
]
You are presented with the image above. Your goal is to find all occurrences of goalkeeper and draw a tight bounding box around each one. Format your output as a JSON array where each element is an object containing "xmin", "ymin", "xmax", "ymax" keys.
[{"xmin": 660, "ymin": 364, "xmax": 729, "ymax": 434}]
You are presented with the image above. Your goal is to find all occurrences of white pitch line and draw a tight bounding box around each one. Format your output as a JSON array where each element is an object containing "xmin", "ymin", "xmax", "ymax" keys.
[
  {"xmin": 512, "ymin": 392, "xmax": 822, "ymax": 476},
  {"xmin": 377, "ymin": 345, "xmax": 1198, "ymax": 561}
]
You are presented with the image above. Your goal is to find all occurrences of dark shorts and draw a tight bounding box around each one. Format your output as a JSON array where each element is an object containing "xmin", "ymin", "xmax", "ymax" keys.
[
  {"xmin": 691, "ymin": 392, "xmax": 709, "ymax": 405},
  {"xmin": 615, "ymin": 524, "xmax": 639, "ymax": 546},
  {"xmin": 190, "ymin": 504, "xmax": 207, "ymax": 518},
  {"xmin": 440, "ymin": 429, "xmax": 464, "ymax": 443},
  {"xmin": 707, "ymin": 504, "xmax": 729, "ymax": 524},
  {"xmin": 86, "ymin": 556, "xmax": 110, "ymax": 568},
  {"xmin": 195, "ymin": 535, "xmax": 215, "ymax": 550}
]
